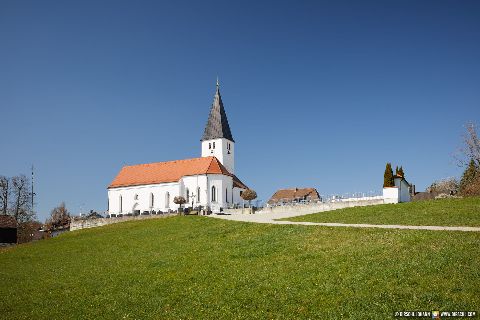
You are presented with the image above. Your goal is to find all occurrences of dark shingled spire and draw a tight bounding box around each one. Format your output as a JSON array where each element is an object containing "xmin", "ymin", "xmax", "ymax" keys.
[{"xmin": 201, "ymin": 79, "xmax": 234, "ymax": 142}]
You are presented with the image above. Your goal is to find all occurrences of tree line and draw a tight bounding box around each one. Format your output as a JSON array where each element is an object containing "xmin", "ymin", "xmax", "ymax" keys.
[
  {"xmin": 429, "ymin": 123, "xmax": 480, "ymax": 196},
  {"xmin": 0, "ymin": 174, "xmax": 35, "ymax": 223},
  {"xmin": 383, "ymin": 122, "xmax": 480, "ymax": 197},
  {"xmin": 0, "ymin": 174, "xmax": 38, "ymax": 242},
  {"xmin": 456, "ymin": 122, "xmax": 480, "ymax": 195}
]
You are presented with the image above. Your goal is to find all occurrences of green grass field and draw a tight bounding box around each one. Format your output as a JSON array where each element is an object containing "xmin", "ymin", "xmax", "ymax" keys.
[
  {"xmin": 1, "ymin": 200, "xmax": 479, "ymax": 319},
  {"xmin": 283, "ymin": 197, "xmax": 480, "ymax": 226}
]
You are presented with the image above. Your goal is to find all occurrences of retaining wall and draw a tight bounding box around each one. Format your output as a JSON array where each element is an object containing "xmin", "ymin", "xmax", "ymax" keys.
[
  {"xmin": 225, "ymin": 198, "xmax": 385, "ymax": 216},
  {"xmin": 70, "ymin": 213, "xmax": 176, "ymax": 231}
]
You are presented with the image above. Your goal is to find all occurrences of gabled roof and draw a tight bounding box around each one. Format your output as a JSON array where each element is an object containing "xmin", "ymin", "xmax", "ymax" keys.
[
  {"xmin": 268, "ymin": 188, "xmax": 320, "ymax": 204},
  {"xmin": 109, "ymin": 156, "xmax": 244, "ymax": 189},
  {"xmin": 201, "ymin": 81, "xmax": 234, "ymax": 142},
  {"xmin": 232, "ymin": 175, "xmax": 248, "ymax": 190},
  {"xmin": 394, "ymin": 174, "xmax": 410, "ymax": 186},
  {"xmin": 0, "ymin": 215, "xmax": 17, "ymax": 228}
]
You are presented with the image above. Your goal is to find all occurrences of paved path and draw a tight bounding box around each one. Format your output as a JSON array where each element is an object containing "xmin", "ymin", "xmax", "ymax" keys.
[{"xmin": 209, "ymin": 211, "xmax": 480, "ymax": 232}]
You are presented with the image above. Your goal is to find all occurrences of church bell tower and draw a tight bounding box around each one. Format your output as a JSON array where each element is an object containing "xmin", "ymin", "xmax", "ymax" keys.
[{"xmin": 201, "ymin": 79, "xmax": 235, "ymax": 174}]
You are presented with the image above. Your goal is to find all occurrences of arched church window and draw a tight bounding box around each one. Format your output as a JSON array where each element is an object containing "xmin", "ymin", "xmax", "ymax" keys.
[
  {"xmin": 197, "ymin": 187, "xmax": 200, "ymax": 203},
  {"xmin": 213, "ymin": 142, "xmax": 215, "ymax": 149},
  {"xmin": 150, "ymin": 193, "xmax": 154, "ymax": 208},
  {"xmin": 226, "ymin": 188, "xmax": 228, "ymax": 203},
  {"xmin": 165, "ymin": 192, "xmax": 170, "ymax": 208},
  {"xmin": 119, "ymin": 195, "xmax": 123, "ymax": 213},
  {"xmin": 134, "ymin": 194, "xmax": 139, "ymax": 200},
  {"xmin": 186, "ymin": 188, "xmax": 190, "ymax": 202},
  {"xmin": 209, "ymin": 143, "xmax": 211, "ymax": 149},
  {"xmin": 211, "ymin": 186, "xmax": 216, "ymax": 202}
]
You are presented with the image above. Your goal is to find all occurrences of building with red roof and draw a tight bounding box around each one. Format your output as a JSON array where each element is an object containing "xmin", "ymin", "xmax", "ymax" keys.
[{"xmin": 108, "ymin": 80, "xmax": 248, "ymax": 214}]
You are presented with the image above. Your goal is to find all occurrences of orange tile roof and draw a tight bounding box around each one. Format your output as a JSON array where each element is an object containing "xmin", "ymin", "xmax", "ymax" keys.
[
  {"xmin": 109, "ymin": 156, "xmax": 247, "ymax": 189},
  {"xmin": 268, "ymin": 187, "xmax": 320, "ymax": 204}
]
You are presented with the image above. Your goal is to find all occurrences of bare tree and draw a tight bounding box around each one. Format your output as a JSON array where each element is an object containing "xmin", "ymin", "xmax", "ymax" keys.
[
  {"xmin": 427, "ymin": 177, "xmax": 458, "ymax": 195},
  {"xmin": 0, "ymin": 176, "xmax": 10, "ymax": 215},
  {"xmin": 46, "ymin": 202, "xmax": 71, "ymax": 230},
  {"xmin": 11, "ymin": 175, "xmax": 33, "ymax": 223},
  {"xmin": 455, "ymin": 122, "xmax": 480, "ymax": 167}
]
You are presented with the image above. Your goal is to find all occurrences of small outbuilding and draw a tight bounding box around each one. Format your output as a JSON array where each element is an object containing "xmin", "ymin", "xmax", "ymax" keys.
[
  {"xmin": 0, "ymin": 215, "xmax": 17, "ymax": 244},
  {"xmin": 383, "ymin": 175, "xmax": 412, "ymax": 203},
  {"xmin": 268, "ymin": 188, "xmax": 321, "ymax": 206}
]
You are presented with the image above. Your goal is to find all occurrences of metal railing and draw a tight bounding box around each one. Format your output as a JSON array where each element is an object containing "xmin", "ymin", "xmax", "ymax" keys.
[
  {"xmin": 226, "ymin": 199, "xmax": 264, "ymax": 210},
  {"xmin": 267, "ymin": 191, "xmax": 382, "ymax": 207}
]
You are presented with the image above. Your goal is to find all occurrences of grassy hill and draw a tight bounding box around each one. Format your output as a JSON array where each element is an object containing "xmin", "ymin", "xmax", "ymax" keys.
[
  {"xmin": 284, "ymin": 197, "xmax": 480, "ymax": 226},
  {"xmin": 1, "ymin": 199, "xmax": 479, "ymax": 319}
]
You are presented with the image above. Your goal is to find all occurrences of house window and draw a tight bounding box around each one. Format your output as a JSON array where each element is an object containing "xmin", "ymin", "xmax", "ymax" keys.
[
  {"xmin": 150, "ymin": 193, "xmax": 154, "ymax": 208},
  {"xmin": 213, "ymin": 142, "xmax": 215, "ymax": 149},
  {"xmin": 134, "ymin": 194, "xmax": 139, "ymax": 200},
  {"xmin": 186, "ymin": 188, "xmax": 190, "ymax": 203},
  {"xmin": 209, "ymin": 143, "xmax": 211, "ymax": 149},
  {"xmin": 119, "ymin": 195, "xmax": 123, "ymax": 213},
  {"xmin": 240, "ymin": 191, "xmax": 243, "ymax": 197},
  {"xmin": 211, "ymin": 186, "xmax": 216, "ymax": 202},
  {"xmin": 226, "ymin": 188, "xmax": 228, "ymax": 203},
  {"xmin": 197, "ymin": 187, "xmax": 200, "ymax": 203},
  {"xmin": 165, "ymin": 192, "xmax": 170, "ymax": 208}
]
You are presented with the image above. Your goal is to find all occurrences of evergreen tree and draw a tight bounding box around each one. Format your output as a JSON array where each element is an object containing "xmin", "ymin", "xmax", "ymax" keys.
[
  {"xmin": 398, "ymin": 166, "xmax": 405, "ymax": 178},
  {"xmin": 395, "ymin": 166, "xmax": 399, "ymax": 176},
  {"xmin": 459, "ymin": 159, "xmax": 479, "ymax": 194},
  {"xmin": 383, "ymin": 163, "xmax": 394, "ymax": 187}
]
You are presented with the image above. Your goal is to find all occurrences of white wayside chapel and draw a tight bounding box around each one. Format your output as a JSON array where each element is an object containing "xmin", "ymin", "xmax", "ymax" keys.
[{"xmin": 107, "ymin": 81, "xmax": 248, "ymax": 215}]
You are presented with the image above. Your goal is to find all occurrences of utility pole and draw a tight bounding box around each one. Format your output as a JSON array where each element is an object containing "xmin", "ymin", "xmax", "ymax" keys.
[{"xmin": 31, "ymin": 165, "xmax": 35, "ymax": 215}]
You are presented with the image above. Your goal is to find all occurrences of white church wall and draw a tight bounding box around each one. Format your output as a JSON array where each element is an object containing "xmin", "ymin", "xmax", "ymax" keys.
[
  {"xmin": 206, "ymin": 174, "xmax": 233, "ymax": 211},
  {"xmin": 108, "ymin": 174, "xmax": 246, "ymax": 215},
  {"xmin": 233, "ymin": 187, "xmax": 245, "ymax": 205},
  {"xmin": 108, "ymin": 182, "xmax": 180, "ymax": 214},
  {"xmin": 180, "ymin": 175, "xmax": 208, "ymax": 208},
  {"xmin": 201, "ymin": 138, "xmax": 235, "ymax": 174}
]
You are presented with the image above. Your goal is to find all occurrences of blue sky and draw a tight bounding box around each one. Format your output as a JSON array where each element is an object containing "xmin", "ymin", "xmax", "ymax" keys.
[{"xmin": 1, "ymin": 0, "xmax": 479, "ymax": 221}]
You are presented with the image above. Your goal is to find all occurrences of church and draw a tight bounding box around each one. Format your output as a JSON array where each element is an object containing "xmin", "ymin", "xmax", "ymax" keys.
[{"xmin": 107, "ymin": 81, "xmax": 248, "ymax": 215}]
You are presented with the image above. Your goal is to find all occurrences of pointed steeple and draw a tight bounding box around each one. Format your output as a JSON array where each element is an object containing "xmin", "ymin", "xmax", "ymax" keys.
[{"xmin": 201, "ymin": 79, "xmax": 234, "ymax": 142}]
